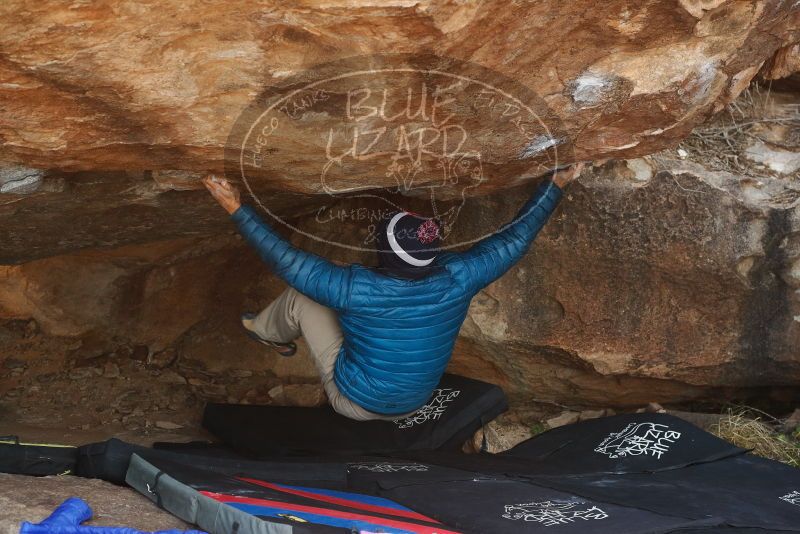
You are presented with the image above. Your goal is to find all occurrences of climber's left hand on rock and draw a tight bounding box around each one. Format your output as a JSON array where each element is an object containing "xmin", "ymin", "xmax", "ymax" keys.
[
  {"xmin": 202, "ymin": 174, "xmax": 241, "ymax": 214},
  {"xmin": 552, "ymin": 162, "xmax": 586, "ymax": 188}
]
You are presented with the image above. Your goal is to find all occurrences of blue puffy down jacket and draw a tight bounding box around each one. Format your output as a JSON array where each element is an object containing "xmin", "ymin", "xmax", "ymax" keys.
[{"xmin": 231, "ymin": 180, "xmax": 563, "ymax": 415}]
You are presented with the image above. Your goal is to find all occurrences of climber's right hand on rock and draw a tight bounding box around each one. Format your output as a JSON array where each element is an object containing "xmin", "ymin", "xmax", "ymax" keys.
[
  {"xmin": 203, "ymin": 174, "xmax": 242, "ymax": 215},
  {"xmin": 552, "ymin": 162, "xmax": 586, "ymax": 188}
]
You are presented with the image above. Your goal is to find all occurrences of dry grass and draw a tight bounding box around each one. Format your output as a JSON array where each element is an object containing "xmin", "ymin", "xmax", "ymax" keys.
[
  {"xmin": 679, "ymin": 82, "xmax": 800, "ymax": 179},
  {"xmin": 711, "ymin": 407, "xmax": 800, "ymax": 468}
]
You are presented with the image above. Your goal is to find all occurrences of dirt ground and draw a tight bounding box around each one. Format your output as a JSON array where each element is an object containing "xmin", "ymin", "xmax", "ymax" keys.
[
  {"xmin": 0, "ymin": 422, "xmax": 208, "ymax": 533},
  {"xmin": 0, "ymin": 473, "xmax": 190, "ymax": 534}
]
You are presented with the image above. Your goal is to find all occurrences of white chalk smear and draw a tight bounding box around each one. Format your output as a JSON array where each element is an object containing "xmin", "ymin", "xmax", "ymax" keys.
[
  {"xmin": 0, "ymin": 175, "xmax": 42, "ymax": 194},
  {"xmin": 0, "ymin": 166, "xmax": 44, "ymax": 194},
  {"xmin": 519, "ymin": 135, "xmax": 564, "ymax": 159},
  {"xmin": 686, "ymin": 61, "xmax": 719, "ymax": 104},
  {"xmin": 572, "ymin": 72, "xmax": 611, "ymax": 107}
]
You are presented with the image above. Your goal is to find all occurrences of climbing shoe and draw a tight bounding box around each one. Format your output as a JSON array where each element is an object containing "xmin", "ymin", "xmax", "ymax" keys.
[{"xmin": 240, "ymin": 312, "xmax": 297, "ymax": 357}]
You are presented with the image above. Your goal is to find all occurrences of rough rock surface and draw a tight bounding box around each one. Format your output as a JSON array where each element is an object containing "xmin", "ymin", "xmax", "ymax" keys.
[
  {"xmin": 2, "ymin": 153, "xmax": 798, "ymax": 419},
  {"xmin": 0, "ymin": 2, "xmax": 799, "ymax": 435},
  {"xmin": 1, "ymin": 0, "xmax": 798, "ymax": 185},
  {"xmin": 0, "ymin": 474, "xmax": 189, "ymax": 533},
  {"xmin": 449, "ymin": 156, "xmax": 800, "ymax": 406},
  {"xmin": 762, "ymin": 43, "xmax": 800, "ymax": 80},
  {"xmin": 468, "ymin": 413, "xmax": 535, "ymax": 453}
]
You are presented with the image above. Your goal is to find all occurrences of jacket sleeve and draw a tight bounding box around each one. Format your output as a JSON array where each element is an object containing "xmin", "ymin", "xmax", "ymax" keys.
[
  {"xmin": 445, "ymin": 179, "xmax": 563, "ymax": 293},
  {"xmin": 231, "ymin": 205, "xmax": 351, "ymax": 310}
]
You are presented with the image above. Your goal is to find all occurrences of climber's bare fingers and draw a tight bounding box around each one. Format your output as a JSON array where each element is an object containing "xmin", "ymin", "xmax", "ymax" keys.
[{"xmin": 202, "ymin": 174, "xmax": 219, "ymax": 191}]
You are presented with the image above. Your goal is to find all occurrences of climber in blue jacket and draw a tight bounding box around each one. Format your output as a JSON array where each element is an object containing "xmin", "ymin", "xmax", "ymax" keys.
[{"xmin": 203, "ymin": 162, "xmax": 583, "ymax": 421}]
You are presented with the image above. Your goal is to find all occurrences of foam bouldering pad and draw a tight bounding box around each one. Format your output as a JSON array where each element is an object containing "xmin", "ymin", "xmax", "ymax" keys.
[
  {"xmin": 391, "ymin": 413, "xmax": 747, "ymax": 479},
  {"xmin": 348, "ymin": 462, "xmax": 716, "ymax": 533},
  {"xmin": 126, "ymin": 454, "xmax": 447, "ymax": 534},
  {"xmin": 119, "ymin": 416, "xmax": 800, "ymax": 534},
  {"xmin": 76, "ymin": 438, "xmax": 347, "ymax": 486},
  {"xmin": 202, "ymin": 374, "xmax": 507, "ymax": 456},
  {"xmin": 524, "ymin": 453, "xmax": 800, "ymax": 532},
  {"xmin": 501, "ymin": 413, "xmax": 747, "ymax": 474},
  {"xmin": 126, "ymin": 453, "xmax": 721, "ymax": 534},
  {"xmin": 386, "ymin": 414, "xmax": 800, "ymax": 532},
  {"xmin": 0, "ymin": 436, "xmax": 77, "ymax": 476},
  {"xmin": 77, "ymin": 438, "xmax": 182, "ymax": 485}
]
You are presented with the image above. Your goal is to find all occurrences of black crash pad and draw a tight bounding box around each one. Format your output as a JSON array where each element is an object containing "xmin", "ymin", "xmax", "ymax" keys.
[
  {"xmin": 0, "ymin": 436, "xmax": 77, "ymax": 476},
  {"xmin": 119, "ymin": 413, "xmax": 800, "ymax": 534},
  {"xmin": 389, "ymin": 414, "xmax": 800, "ymax": 532},
  {"xmin": 126, "ymin": 452, "xmax": 717, "ymax": 534},
  {"xmin": 391, "ymin": 413, "xmax": 747, "ymax": 479},
  {"xmin": 501, "ymin": 412, "xmax": 747, "ymax": 474},
  {"xmin": 525, "ymin": 453, "xmax": 800, "ymax": 532},
  {"xmin": 349, "ymin": 462, "xmax": 715, "ymax": 533},
  {"xmin": 76, "ymin": 437, "xmax": 347, "ymax": 486},
  {"xmin": 126, "ymin": 454, "xmax": 447, "ymax": 534},
  {"xmin": 203, "ymin": 373, "xmax": 507, "ymax": 456}
]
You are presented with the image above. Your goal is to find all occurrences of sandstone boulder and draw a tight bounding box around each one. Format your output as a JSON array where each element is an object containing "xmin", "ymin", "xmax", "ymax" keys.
[
  {"xmin": 1, "ymin": 0, "xmax": 798, "ymax": 188},
  {"xmin": 449, "ymin": 156, "xmax": 800, "ymax": 405},
  {"xmin": 0, "ymin": 1, "xmax": 798, "ymax": 423},
  {"xmin": 2, "ymin": 155, "xmax": 797, "ymax": 410}
]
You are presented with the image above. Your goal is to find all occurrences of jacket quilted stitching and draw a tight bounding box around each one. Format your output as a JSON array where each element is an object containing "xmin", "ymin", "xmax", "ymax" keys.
[{"xmin": 232, "ymin": 180, "xmax": 562, "ymax": 414}]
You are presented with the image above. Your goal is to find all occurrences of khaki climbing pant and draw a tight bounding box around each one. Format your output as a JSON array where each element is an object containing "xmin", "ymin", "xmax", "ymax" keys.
[{"xmin": 250, "ymin": 286, "xmax": 414, "ymax": 421}]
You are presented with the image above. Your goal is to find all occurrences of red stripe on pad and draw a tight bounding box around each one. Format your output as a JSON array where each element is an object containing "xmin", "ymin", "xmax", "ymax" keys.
[
  {"xmin": 200, "ymin": 491, "xmax": 461, "ymax": 534},
  {"xmin": 237, "ymin": 476, "xmax": 437, "ymax": 523}
]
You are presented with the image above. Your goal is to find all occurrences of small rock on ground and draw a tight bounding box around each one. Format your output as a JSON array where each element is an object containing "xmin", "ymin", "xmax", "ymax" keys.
[
  {"xmin": 470, "ymin": 416, "xmax": 533, "ymax": 453},
  {"xmin": 546, "ymin": 411, "xmax": 581, "ymax": 428},
  {"xmin": 154, "ymin": 420, "xmax": 183, "ymax": 430},
  {"xmin": 782, "ymin": 408, "xmax": 800, "ymax": 433}
]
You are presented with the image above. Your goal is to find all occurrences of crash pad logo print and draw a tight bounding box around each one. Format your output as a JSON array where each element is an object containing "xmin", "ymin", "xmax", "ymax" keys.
[
  {"xmin": 349, "ymin": 462, "xmax": 430, "ymax": 472},
  {"xmin": 594, "ymin": 422, "xmax": 682, "ymax": 459},
  {"xmin": 502, "ymin": 500, "xmax": 609, "ymax": 526},
  {"xmin": 393, "ymin": 388, "xmax": 460, "ymax": 429},
  {"xmin": 780, "ymin": 490, "xmax": 800, "ymax": 506}
]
